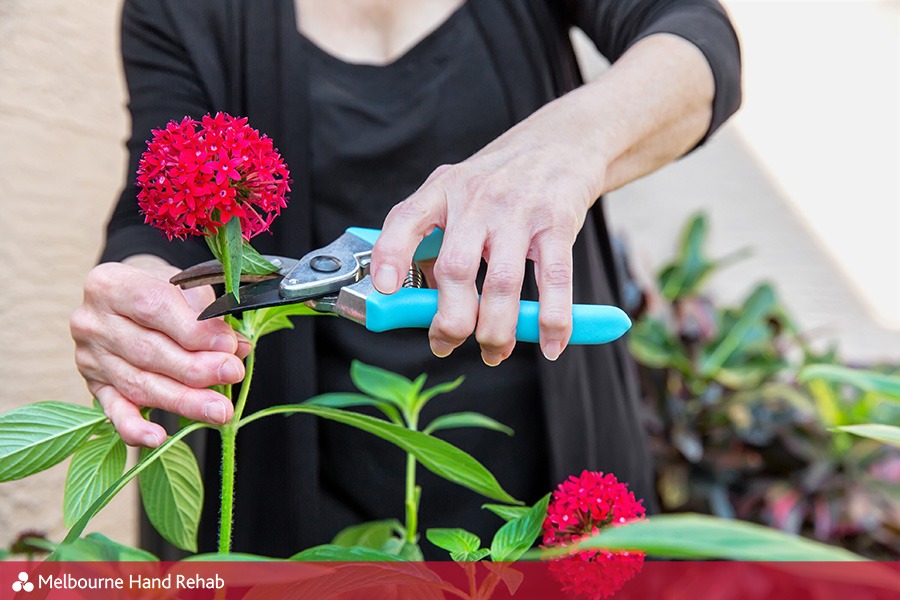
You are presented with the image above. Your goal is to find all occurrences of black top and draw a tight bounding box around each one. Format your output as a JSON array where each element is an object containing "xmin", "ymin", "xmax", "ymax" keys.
[
  {"xmin": 306, "ymin": 4, "xmax": 550, "ymax": 544},
  {"xmin": 103, "ymin": 0, "xmax": 741, "ymax": 559}
]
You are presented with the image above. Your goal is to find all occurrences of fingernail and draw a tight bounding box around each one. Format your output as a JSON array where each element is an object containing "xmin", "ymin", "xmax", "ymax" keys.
[
  {"xmin": 211, "ymin": 333, "xmax": 236, "ymax": 353},
  {"xmin": 373, "ymin": 265, "xmax": 399, "ymax": 293},
  {"xmin": 430, "ymin": 338, "xmax": 455, "ymax": 358},
  {"xmin": 543, "ymin": 341, "xmax": 563, "ymax": 361},
  {"xmin": 143, "ymin": 431, "xmax": 162, "ymax": 447},
  {"xmin": 203, "ymin": 400, "xmax": 227, "ymax": 424},
  {"xmin": 481, "ymin": 352, "xmax": 501, "ymax": 367},
  {"xmin": 218, "ymin": 360, "xmax": 242, "ymax": 383}
]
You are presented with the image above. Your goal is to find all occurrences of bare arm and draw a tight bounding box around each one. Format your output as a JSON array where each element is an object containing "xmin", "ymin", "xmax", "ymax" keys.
[{"xmin": 370, "ymin": 32, "xmax": 720, "ymax": 366}]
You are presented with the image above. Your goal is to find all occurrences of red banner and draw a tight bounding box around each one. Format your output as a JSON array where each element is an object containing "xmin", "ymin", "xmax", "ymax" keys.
[{"xmin": 2, "ymin": 561, "xmax": 898, "ymax": 599}]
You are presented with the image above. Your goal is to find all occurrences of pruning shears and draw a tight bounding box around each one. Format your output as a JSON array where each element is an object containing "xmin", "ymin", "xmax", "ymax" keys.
[{"xmin": 171, "ymin": 227, "xmax": 631, "ymax": 344}]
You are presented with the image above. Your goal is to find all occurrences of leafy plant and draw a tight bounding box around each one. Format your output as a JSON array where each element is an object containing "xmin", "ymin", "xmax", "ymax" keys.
[{"xmin": 628, "ymin": 213, "xmax": 900, "ymax": 558}]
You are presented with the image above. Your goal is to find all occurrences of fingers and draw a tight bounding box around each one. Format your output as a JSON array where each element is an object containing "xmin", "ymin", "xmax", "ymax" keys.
[
  {"xmin": 92, "ymin": 352, "xmax": 234, "ymax": 426},
  {"xmin": 73, "ymin": 262, "xmax": 246, "ymax": 447},
  {"xmin": 532, "ymin": 233, "xmax": 574, "ymax": 361},
  {"xmin": 475, "ymin": 233, "xmax": 529, "ymax": 366},
  {"xmin": 370, "ymin": 169, "xmax": 447, "ymax": 294},
  {"xmin": 375, "ymin": 161, "xmax": 583, "ymax": 365},
  {"xmin": 93, "ymin": 384, "xmax": 166, "ymax": 448},
  {"xmin": 429, "ymin": 221, "xmax": 484, "ymax": 358},
  {"xmin": 98, "ymin": 315, "xmax": 245, "ymax": 389},
  {"xmin": 86, "ymin": 263, "xmax": 238, "ymax": 354}
]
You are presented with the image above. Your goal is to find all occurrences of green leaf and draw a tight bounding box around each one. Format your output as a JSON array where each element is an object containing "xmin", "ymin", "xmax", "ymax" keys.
[
  {"xmin": 699, "ymin": 284, "xmax": 777, "ymax": 377},
  {"xmin": 715, "ymin": 357, "xmax": 786, "ymax": 390},
  {"xmin": 241, "ymin": 304, "xmax": 322, "ymax": 341},
  {"xmin": 303, "ymin": 393, "xmax": 403, "ymax": 425},
  {"xmin": 381, "ymin": 538, "xmax": 425, "ymax": 561},
  {"xmin": 490, "ymin": 494, "xmax": 550, "ymax": 562},
  {"xmin": 350, "ymin": 360, "xmax": 415, "ymax": 412},
  {"xmin": 426, "ymin": 528, "xmax": 481, "ymax": 558},
  {"xmin": 139, "ymin": 440, "xmax": 204, "ymax": 552},
  {"xmin": 413, "ymin": 376, "xmax": 465, "ymax": 413},
  {"xmin": 423, "ymin": 412, "xmax": 513, "ymax": 436},
  {"xmin": 241, "ymin": 241, "xmax": 279, "ymax": 275},
  {"xmin": 658, "ymin": 213, "xmax": 718, "ymax": 300},
  {"xmin": 53, "ymin": 533, "xmax": 158, "ymax": 561},
  {"xmin": 800, "ymin": 365, "xmax": 900, "ymax": 402},
  {"xmin": 482, "ymin": 504, "xmax": 530, "ymax": 522},
  {"xmin": 836, "ymin": 424, "xmax": 900, "ymax": 448},
  {"xmin": 565, "ymin": 514, "xmax": 864, "ymax": 561},
  {"xmin": 455, "ymin": 549, "xmax": 490, "ymax": 561},
  {"xmin": 627, "ymin": 318, "xmax": 691, "ymax": 373},
  {"xmin": 332, "ymin": 519, "xmax": 403, "ymax": 550},
  {"xmin": 63, "ymin": 432, "xmax": 127, "ymax": 527},
  {"xmin": 313, "ymin": 406, "xmax": 518, "ymax": 504},
  {"xmin": 290, "ymin": 544, "xmax": 404, "ymax": 562},
  {"xmin": 242, "ymin": 405, "xmax": 519, "ymax": 504},
  {"xmin": 426, "ymin": 529, "xmax": 484, "ymax": 562},
  {"xmin": 483, "ymin": 563, "xmax": 525, "ymax": 594},
  {"xmin": 0, "ymin": 402, "xmax": 107, "ymax": 482},
  {"xmin": 57, "ymin": 422, "xmax": 207, "ymax": 553},
  {"xmin": 215, "ymin": 215, "xmax": 244, "ymax": 301}
]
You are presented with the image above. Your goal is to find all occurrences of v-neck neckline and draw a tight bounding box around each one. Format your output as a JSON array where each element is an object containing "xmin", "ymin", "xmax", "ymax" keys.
[{"xmin": 290, "ymin": 1, "xmax": 469, "ymax": 69}]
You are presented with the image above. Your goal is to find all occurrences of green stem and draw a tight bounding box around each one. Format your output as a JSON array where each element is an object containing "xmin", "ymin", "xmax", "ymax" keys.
[
  {"xmin": 217, "ymin": 345, "xmax": 256, "ymax": 554},
  {"xmin": 217, "ymin": 428, "xmax": 236, "ymax": 554},
  {"xmin": 404, "ymin": 411, "xmax": 420, "ymax": 544},
  {"xmin": 233, "ymin": 349, "xmax": 256, "ymax": 423},
  {"xmin": 405, "ymin": 453, "xmax": 418, "ymax": 543}
]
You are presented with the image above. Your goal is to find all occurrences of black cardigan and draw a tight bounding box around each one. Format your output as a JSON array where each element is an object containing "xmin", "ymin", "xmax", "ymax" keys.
[{"xmin": 103, "ymin": 0, "xmax": 741, "ymax": 557}]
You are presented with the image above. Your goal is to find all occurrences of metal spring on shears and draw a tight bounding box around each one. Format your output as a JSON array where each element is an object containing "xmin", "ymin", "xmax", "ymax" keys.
[{"xmin": 403, "ymin": 264, "xmax": 425, "ymax": 289}]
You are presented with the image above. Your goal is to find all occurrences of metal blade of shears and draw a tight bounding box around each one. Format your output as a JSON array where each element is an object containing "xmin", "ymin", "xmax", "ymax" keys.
[{"xmin": 197, "ymin": 278, "xmax": 301, "ymax": 320}]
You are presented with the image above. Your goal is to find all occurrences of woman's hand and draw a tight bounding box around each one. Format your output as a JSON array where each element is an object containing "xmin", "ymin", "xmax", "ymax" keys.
[
  {"xmin": 372, "ymin": 106, "xmax": 604, "ymax": 367},
  {"xmin": 370, "ymin": 33, "xmax": 715, "ymax": 366},
  {"xmin": 70, "ymin": 256, "xmax": 250, "ymax": 447}
]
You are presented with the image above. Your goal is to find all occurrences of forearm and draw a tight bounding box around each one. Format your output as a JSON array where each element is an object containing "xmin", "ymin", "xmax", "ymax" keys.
[{"xmin": 512, "ymin": 32, "xmax": 716, "ymax": 200}]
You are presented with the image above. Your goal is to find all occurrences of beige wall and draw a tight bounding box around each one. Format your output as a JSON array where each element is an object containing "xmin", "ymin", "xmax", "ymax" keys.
[{"xmin": 0, "ymin": 0, "xmax": 135, "ymax": 549}]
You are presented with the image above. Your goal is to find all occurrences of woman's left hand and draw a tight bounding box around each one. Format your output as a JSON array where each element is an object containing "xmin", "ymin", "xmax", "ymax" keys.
[
  {"xmin": 370, "ymin": 33, "xmax": 715, "ymax": 366},
  {"xmin": 370, "ymin": 105, "xmax": 604, "ymax": 367}
]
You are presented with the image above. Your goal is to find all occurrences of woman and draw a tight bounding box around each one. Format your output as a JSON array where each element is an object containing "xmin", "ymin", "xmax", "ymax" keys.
[{"xmin": 71, "ymin": 0, "xmax": 741, "ymax": 557}]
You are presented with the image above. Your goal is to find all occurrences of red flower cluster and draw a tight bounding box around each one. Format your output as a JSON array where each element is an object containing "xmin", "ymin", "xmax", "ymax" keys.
[
  {"xmin": 543, "ymin": 471, "xmax": 646, "ymax": 600},
  {"xmin": 136, "ymin": 113, "xmax": 290, "ymax": 240}
]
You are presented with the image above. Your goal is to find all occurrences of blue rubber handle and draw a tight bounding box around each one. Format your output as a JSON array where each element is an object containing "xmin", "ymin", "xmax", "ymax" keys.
[
  {"xmin": 345, "ymin": 227, "xmax": 444, "ymax": 262},
  {"xmin": 365, "ymin": 288, "xmax": 631, "ymax": 344}
]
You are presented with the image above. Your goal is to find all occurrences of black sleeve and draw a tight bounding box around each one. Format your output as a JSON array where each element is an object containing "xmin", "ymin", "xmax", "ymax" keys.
[
  {"xmin": 560, "ymin": 0, "xmax": 742, "ymax": 143},
  {"xmin": 100, "ymin": 0, "xmax": 213, "ymax": 268}
]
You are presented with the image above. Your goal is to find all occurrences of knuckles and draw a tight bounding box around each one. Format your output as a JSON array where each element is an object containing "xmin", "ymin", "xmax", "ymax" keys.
[
  {"xmin": 82, "ymin": 263, "xmax": 122, "ymax": 300},
  {"xmin": 539, "ymin": 261, "xmax": 573, "ymax": 289},
  {"xmin": 69, "ymin": 306, "xmax": 98, "ymax": 341},
  {"xmin": 179, "ymin": 358, "xmax": 212, "ymax": 388},
  {"xmin": 118, "ymin": 368, "xmax": 153, "ymax": 406},
  {"xmin": 434, "ymin": 254, "xmax": 476, "ymax": 283},
  {"xmin": 131, "ymin": 286, "xmax": 172, "ymax": 324},
  {"xmin": 484, "ymin": 263, "xmax": 523, "ymax": 296},
  {"xmin": 432, "ymin": 312, "xmax": 475, "ymax": 343},
  {"xmin": 539, "ymin": 309, "xmax": 572, "ymax": 334}
]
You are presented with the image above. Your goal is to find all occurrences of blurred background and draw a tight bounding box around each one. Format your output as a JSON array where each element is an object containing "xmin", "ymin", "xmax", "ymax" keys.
[{"xmin": 1, "ymin": 1, "xmax": 898, "ymax": 555}]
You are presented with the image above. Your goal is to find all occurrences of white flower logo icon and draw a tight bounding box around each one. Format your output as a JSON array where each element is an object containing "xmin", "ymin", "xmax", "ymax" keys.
[{"xmin": 12, "ymin": 571, "xmax": 33, "ymax": 593}]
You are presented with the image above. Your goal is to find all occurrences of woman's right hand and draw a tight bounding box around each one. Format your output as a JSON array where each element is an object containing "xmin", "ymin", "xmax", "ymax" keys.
[{"xmin": 70, "ymin": 256, "xmax": 250, "ymax": 447}]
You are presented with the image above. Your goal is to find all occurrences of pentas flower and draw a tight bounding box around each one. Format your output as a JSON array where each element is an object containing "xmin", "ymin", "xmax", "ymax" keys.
[
  {"xmin": 543, "ymin": 471, "xmax": 646, "ymax": 600},
  {"xmin": 136, "ymin": 113, "xmax": 290, "ymax": 241}
]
